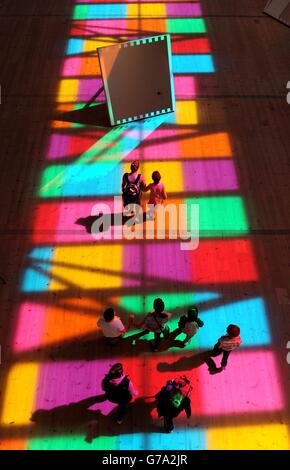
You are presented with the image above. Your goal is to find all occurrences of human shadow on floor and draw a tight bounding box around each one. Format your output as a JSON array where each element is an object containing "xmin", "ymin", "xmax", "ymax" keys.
[
  {"xmin": 30, "ymin": 394, "xmax": 107, "ymax": 427},
  {"xmin": 47, "ymin": 329, "xmax": 186, "ymax": 362},
  {"xmin": 157, "ymin": 350, "xmax": 223, "ymax": 375},
  {"xmin": 30, "ymin": 395, "xmax": 158, "ymax": 441},
  {"xmin": 76, "ymin": 211, "xmax": 148, "ymax": 234}
]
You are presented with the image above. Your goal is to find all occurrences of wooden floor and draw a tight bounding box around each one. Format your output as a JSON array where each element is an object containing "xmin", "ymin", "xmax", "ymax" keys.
[{"xmin": 0, "ymin": 0, "xmax": 290, "ymax": 450}]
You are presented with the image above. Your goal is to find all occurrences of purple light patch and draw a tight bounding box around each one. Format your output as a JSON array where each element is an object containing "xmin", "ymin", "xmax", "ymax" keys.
[
  {"xmin": 145, "ymin": 242, "xmax": 192, "ymax": 282},
  {"xmin": 122, "ymin": 245, "xmax": 144, "ymax": 287},
  {"xmin": 182, "ymin": 160, "xmax": 238, "ymax": 192},
  {"xmin": 77, "ymin": 78, "xmax": 105, "ymax": 101},
  {"xmin": 167, "ymin": 3, "xmax": 202, "ymax": 17},
  {"xmin": 123, "ymin": 242, "xmax": 192, "ymax": 286},
  {"xmin": 47, "ymin": 134, "xmax": 70, "ymax": 160}
]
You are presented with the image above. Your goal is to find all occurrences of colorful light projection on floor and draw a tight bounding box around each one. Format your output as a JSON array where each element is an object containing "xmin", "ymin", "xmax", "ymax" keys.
[{"xmin": 1, "ymin": 0, "xmax": 288, "ymax": 451}]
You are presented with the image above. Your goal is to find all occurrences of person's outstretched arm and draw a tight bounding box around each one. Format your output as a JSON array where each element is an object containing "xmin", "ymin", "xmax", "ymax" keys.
[{"xmin": 134, "ymin": 314, "xmax": 147, "ymax": 329}]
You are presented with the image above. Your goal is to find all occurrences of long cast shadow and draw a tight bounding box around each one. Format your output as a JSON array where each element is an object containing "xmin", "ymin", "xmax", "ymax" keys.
[
  {"xmin": 55, "ymin": 103, "xmax": 110, "ymax": 128},
  {"xmin": 158, "ymin": 350, "xmax": 222, "ymax": 375},
  {"xmin": 31, "ymin": 395, "xmax": 158, "ymax": 441},
  {"xmin": 75, "ymin": 211, "xmax": 148, "ymax": 234}
]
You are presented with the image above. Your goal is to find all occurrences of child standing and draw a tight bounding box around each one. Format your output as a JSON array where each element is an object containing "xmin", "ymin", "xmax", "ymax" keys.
[
  {"xmin": 210, "ymin": 324, "xmax": 242, "ymax": 370},
  {"xmin": 145, "ymin": 171, "xmax": 167, "ymax": 214},
  {"xmin": 97, "ymin": 308, "xmax": 134, "ymax": 345},
  {"xmin": 177, "ymin": 306, "xmax": 204, "ymax": 347},
  {"xmin": 155, "ymin": 376, "xmax": 192, "ymax": 433},
  {"xmin": 102, "ymin": 363, "xmax": 138, "ymax": 424},
  {"xmin": 136, "ymin": 298, "xmax": 171, "ymax": 352}
]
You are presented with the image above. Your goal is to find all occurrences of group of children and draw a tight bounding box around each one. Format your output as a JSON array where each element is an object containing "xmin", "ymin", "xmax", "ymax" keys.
[
  {"xmin": 97, "ymin": 299, "xmax": 242, "ymax": 432},
  {"xmin": 96, "ymin": 161, "xmax": 242, "ymax": 433}
]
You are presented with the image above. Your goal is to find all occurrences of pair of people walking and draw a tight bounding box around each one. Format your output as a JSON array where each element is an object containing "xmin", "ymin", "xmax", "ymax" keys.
[{"xmin": 122, "ymin": 160, "xmax": 167, "ymax": 214}]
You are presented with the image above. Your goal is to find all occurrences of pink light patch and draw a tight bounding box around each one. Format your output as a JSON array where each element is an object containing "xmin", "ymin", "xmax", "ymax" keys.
[
  {"xmin": 174, "ymin": 76, "xmax": 197, "ymax": 99},
  {"xmin": 55, "ymin": 200, "xmax": 121, "ymax": 243},
  {"xmin": 62, "ymin": 58, "xmax": 82, "ymax": 77},
  {"xmin": 32, "ymin": 200, "xmax": 120, "ymax": 245},
  {"xmin": 123, "ymin": 129, "xmax": 187, "ymax": 162},
  {"xmin": 47, "ymin": 131, "xmax": 106, "ymax": 161},
  {"xmin": 35, "ymin": 360, "xmax": 116, "ymax": 416},
  {"xmin": 70, "ymin": 20, "xmax": 128, "ymax": 37},
  {"xmin": 76, "ymin": 0, "xmax": 197, "ymax": 3},
  {"xmin": 55, "ymin": 200, "xmax": 118, "ymax": 244},
  {"xmin": 13, "ymin": 302, "xmax": 46, "ymax": 352},
  {"xmin": 199, "ymin": 351, "xmax": 284, "ymax": 415}
]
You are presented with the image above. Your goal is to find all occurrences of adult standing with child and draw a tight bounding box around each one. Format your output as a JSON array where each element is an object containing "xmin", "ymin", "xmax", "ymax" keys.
[{"xmin": 122, "ymin": 160, "xmax": 146, "ymax": 211}]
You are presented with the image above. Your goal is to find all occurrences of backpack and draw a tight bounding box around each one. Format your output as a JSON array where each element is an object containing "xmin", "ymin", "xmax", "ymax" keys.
[
  {"xmin": 178, "ymin": 315, "xmax": 204, "ymax": 329},
  {"xmin": 123, "ymin": 174, "xmax": 141, "ymax": 203},
  {"xmin": 103, "ymin": 375, "xmax": 132, "ymax": 403},
  {"xmin": 178, "ymin": 315, "xmax": 188, "ymax": 329},
  {"xmin": 155, "ymin": 382, "xmax": 184, "ymax": 416}
]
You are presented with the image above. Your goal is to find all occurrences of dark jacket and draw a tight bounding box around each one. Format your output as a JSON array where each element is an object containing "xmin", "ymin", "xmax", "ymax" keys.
[{"xmin": 155, "ymin": 387, "xmax": 191, "ymax": 419}]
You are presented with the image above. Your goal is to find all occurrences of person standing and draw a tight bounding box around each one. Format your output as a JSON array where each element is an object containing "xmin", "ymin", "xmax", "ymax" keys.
[
  {"xmin": 210, "ymin": 324, "xmax": 242, "ymax": 370},
  {"xmin": 155, "ymin": 377, "xmax": 191, "ymax": 433},
  {"xmin": 102, "ymin": 363, "xmax": 138, "ymax": 424},
  {"xmin": 97, "ymin": 308, "xmax": 134, "ymax": 345},
  {"xmin": 136, "ymin": 298, "xmax": 171, "ymax": 352},
  {"xmin": 176, "ymin": 306, "xmax": 204, "ymax": 347},
  {"xmin": 122, "ymin": 160, "xmax": 146, "ymax": 211}
]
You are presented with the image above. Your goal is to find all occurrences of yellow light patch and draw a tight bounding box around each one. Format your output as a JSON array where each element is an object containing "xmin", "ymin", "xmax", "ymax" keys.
[
  {"xmin": 176, "ymin": 101, "xmax": 198, "ymax": 125},
  {"xmin": 207, "ymin": 424, "xmax": 290, "ymax": 450},
  {"xmin": 57, "ymin": 79, "xmax": 79, "ymax": 103},
  {"xmin": 83, "ymin": 37, "xmax": 118, "ymax": 53},
  {"xmin": 50, "ymin": 245, "xmax": 123, "ymax": 290},
  {"xmin": 1, "ymin": 363, "xmax": 38, "ymax": 425},
  {"xmin": 141, "ymin": 161, "xmax": 183, "ymax": 193},
  {"xmin": 127, "ymin": 4, "xmax": 166, "ymax": 17}
]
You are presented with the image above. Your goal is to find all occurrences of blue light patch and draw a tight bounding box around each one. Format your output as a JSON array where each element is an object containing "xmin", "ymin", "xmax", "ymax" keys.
[
  {"xmin": 146, "ymin": 428, "xmax": 206, "ymax": 450},
  {"xmin": 66, "ymin": 39, "xmax": 84, "ymax": 56},
  {"xmin": 74, "ymin": 5, "xmax": 127, "ymax": 20},
  {"xmin": 198, "ymin": 297, "xmax": 271, "ymax": 348},
  {"xmin": 172, "ymin": 54, "xmax": 214, "ymax": 74},
  {"xmin": 22, "ymin": 248, "xmax": 54, "ymax": 292},
  {"xmin": 63, "ymin": 162, "xmax": 122, "ymax": 196}
]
